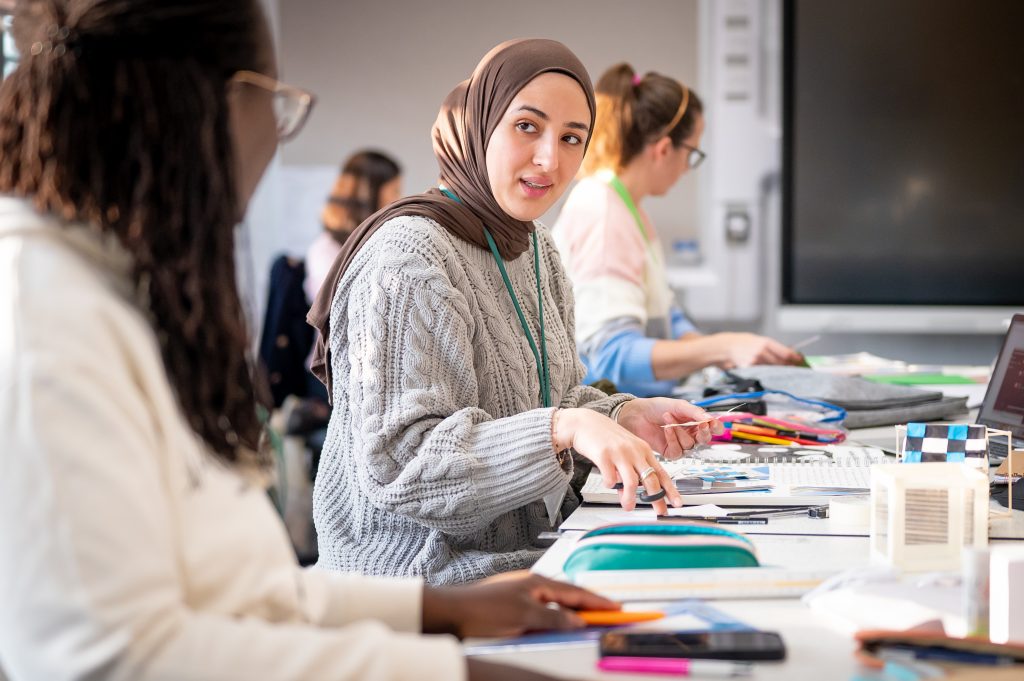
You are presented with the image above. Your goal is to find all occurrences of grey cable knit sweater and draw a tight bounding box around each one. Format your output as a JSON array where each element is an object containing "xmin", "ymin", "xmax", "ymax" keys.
[{"xmin": 312, "ymin": 215, "xmax": 628, "ymax": 584}]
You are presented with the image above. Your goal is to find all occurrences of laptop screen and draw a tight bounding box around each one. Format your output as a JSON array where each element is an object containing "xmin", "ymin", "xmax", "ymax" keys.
[{"xmin": 978, "ymin": 313, "xmax": 1024, "ymax": 441}]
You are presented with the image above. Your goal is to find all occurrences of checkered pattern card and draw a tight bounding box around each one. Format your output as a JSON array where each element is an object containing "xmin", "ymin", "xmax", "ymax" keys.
[{"xmin": 901, "ymin": 423, "xmax": 988, "ymax": 463}]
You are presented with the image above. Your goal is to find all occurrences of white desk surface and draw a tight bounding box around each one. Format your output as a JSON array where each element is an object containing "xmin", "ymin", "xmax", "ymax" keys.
[
  {"xmin": 532, "ymin": 532, "xmax": 872, "ymax": 578},
  {"xmin": 476, "ymin": 533, "xmax": 869, "ymax": 680},
  {"xmin": 481, "ymin": 407, "xmax": 1024, "ymax": 679},
  {"xmin": 472, "ymin": 597, "xmax": 859, "ymax": 680},
  {"xmin": 560, "ymin": 501, "xmax": 1024, "ymax": 540},
  {"xmin": 564, "ymin": 417, "xmax": 1024, "ymax": 539}
]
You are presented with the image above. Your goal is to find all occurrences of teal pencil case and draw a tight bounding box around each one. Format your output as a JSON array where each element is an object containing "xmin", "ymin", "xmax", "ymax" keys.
[{"xmin": 562, "ymin": 522, "xmax": 759, "ymax": 578}]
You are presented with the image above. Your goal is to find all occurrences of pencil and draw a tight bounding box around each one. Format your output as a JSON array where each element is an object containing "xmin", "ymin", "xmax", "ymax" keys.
[{"xmin": 791, "ymin": 334, "xmax": 821, "ymax": 351}]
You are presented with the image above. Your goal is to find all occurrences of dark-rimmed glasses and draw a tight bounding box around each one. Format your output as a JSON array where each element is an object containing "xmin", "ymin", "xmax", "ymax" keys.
[
  {"xmin": 232, "ymin": 70, "xmax": 315, "ymax": 142},
  {"xmin": 680, "ymin": 142, "xmax": 707, "ymax": 170}
]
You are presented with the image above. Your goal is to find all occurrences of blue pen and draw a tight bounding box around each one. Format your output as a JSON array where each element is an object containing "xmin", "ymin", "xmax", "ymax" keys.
[{"xmin": 894, "ymin": 645, "xmax": 1016, "ymax": 666}]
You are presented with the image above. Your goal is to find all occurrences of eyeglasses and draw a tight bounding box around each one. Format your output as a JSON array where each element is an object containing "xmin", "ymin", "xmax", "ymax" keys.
[
  {"xmin": 680, "ymin": 142, "xmax": 707, "ymax": 170},
  {"xmin": 232, "ymin": 70, "xmax": 315, "ymax": 142}
]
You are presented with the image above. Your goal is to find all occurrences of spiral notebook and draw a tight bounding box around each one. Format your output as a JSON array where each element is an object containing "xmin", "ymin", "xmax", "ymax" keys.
[{"xmin": 581, "ymin": 446, "xmax": 887, "ymax": 507}]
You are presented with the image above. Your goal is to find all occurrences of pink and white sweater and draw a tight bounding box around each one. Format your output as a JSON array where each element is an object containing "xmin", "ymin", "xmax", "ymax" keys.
[{"xmin": 552, "ymin": 175, "xmax": 696, "ymax": 396}]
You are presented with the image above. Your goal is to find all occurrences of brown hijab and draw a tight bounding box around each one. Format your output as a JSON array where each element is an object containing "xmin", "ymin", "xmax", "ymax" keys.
[{"xmin": 307, "ymin": 38, "xmax": 596, "ymax": 399}]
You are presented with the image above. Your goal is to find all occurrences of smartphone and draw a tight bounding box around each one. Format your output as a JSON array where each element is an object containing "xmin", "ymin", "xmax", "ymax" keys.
[{"xmin": 599, "ymin": 630, "xmax": 786, "ymax": 661}]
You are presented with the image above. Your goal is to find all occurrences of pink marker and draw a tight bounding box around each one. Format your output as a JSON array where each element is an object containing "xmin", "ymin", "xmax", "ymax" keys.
[{"xmin": 597, "ymin": 656, "xmax": 753, "ymax": 677}]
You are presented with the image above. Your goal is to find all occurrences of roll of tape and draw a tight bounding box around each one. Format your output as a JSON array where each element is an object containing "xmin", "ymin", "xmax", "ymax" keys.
[{"xmin": 830, "ymin": 496, "xmax": 871, "ymax": 527}]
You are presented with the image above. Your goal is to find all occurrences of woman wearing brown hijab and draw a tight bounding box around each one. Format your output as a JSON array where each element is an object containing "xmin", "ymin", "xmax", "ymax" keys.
[{"xmin": 310, "ymin": 39, "xmax": 721, "ymax": 584}]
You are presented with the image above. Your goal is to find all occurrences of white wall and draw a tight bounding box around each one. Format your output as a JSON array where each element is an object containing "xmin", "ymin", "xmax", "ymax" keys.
[
  {"xmin": 278, "ymin": 0, "xmax": 700, "ymax": 227},
  {"xmin": 240, "ymin": 0, "xmax": 703, "ymax": 318},
  {"xmin": 243, "ymin": 0, "xmax": 1004, "ymax": 366}
]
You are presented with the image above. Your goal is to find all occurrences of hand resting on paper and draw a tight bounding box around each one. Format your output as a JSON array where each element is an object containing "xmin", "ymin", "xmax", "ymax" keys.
[
  {"xmin": 555, "ymin": 405, "xmax": 683, "ymax": 514},
  {"xmin": 425, "ymin": 572, "xmax": 617, "ymax": 681},
  {"xmin": 421, "ymin": 571, "xmax": 619, "ymax": 639},
  {"xmin": 552, "ymin": 398, "xmax": 717, "ymax": 514}
]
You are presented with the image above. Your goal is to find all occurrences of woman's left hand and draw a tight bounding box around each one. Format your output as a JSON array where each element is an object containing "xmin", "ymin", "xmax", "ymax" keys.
[{"xmin": 615, "ymin": 397, "xmax": 723, "ymax": 460}]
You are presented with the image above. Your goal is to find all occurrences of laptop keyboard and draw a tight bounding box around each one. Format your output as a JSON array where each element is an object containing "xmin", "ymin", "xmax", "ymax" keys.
[{"xmin": 989, "ymin": 439, "xmax": 1009, "ymax": 461}]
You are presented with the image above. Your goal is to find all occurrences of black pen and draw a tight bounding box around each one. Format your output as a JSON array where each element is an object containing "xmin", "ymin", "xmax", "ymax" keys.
[
  {"xmin": 657, "ymin": 515, "xmax": 768, "ymax": 525},
  {"xmin": 728, "ymin": 505, "xmax": 828, "ymax": 519}
]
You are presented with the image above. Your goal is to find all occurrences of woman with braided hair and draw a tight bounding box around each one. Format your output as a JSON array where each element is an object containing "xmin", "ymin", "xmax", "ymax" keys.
[
  {"xmin": 552, "ymin": 62, "xmax": 804, "ymax": 397},
  {"xmin": 0, "ymin": 2, "xmax": 620, "ymax": 680}
]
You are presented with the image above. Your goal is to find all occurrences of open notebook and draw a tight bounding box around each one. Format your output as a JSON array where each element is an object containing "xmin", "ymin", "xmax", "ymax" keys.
[{"xmin": 581, "ymin": 446, "xmax": 888, "ymax": 507}]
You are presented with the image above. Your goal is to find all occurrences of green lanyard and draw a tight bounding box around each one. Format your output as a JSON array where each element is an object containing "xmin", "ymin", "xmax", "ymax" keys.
[
  {"xmin": 606, "ymin": 172, "xmax": 654, "ymax": 246},
  {"xmin": 439, "ymin": 187, "xmax": 551, "ymax": 408}
]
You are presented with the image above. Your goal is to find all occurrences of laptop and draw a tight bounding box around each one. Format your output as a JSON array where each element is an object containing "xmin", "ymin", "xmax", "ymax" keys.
[{"xmin": 977, "ymin": 313, "xmax": 1024, "ymax": 460}]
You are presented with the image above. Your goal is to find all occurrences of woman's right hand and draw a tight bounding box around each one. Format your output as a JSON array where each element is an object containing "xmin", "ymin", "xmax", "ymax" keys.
[
  {"xmin": 553, "ymin": 408, "xmax": 682, "ymax": 515},
  {"xmin": 711, "ymin": 332, "xmax": 804, "ymax": 369}
]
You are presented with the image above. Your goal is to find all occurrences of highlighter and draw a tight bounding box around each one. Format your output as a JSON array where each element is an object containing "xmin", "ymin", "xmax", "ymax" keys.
[
  {"xmin": 577, "ymin": 610, "xmax": 665, "ymax": 626},
  {"xmin": 597, "ymin": 657, "xmax": 753, "ymax": 677}
]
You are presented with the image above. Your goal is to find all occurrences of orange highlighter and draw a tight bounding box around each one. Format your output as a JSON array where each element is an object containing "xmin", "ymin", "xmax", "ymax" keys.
[{"xmin": 578, "ymin": 610, "xmax": 665, "ymax": 626}]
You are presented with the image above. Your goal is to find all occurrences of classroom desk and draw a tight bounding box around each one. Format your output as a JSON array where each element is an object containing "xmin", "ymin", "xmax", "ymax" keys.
[
  {"xmin": 471, "ymin": 533, "xmax": 870, "ymax": 680},
  {"xmin": 558, "ymin": 500, "xmax": 1024, "ymax": 540},
  {"xmin": 560, "ymin": 415, "xmax": 1024, "ymax": 539},
  {"xmin": 480, "ymin": 527, "xmax": 1024, "ymax": 679},
  {"xmin": 473, "ymin": 413, "xmax": 1024, "ymax": 680}
]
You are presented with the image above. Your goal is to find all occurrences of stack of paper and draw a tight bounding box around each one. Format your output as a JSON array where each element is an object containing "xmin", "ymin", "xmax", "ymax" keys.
[{"xmin": 581, "ymin": 456, "xmax": 878, "ymax": 506}]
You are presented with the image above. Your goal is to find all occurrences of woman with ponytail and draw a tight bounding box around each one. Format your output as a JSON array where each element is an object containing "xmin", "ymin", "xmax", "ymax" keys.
[
  {"xmin": 0, "ymin": 3, "xmax": 623, "ymax": 680},
  {"xmin": 553, "ymin": 63, "xmax": 802, "ymax": 397}
]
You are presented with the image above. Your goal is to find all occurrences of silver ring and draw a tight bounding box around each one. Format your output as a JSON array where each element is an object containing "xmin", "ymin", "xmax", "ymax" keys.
[{"xmin": 639, "ymin": 466, "xmax": 658, "ymax": 482}]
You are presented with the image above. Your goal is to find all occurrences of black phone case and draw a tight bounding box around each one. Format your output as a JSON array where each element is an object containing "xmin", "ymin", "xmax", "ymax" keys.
[{"xmin": 599, "ymin": 631, "xmax": 787, "ymax": 661}]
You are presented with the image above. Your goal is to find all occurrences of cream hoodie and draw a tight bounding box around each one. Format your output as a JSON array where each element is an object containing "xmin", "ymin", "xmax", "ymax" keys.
[{"xmin": 0, "ymin": 196, "xmax": 463, "ymax": 681}]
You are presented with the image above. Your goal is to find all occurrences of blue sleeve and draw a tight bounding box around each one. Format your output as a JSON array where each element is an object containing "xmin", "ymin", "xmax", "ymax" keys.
[
  {"xmin": 670, "ymin": 305, "xmax": 699, "ymax": 339},
  {"xmin": 581, "ymin": 328, "xmax": 679, "ymax": 398}
]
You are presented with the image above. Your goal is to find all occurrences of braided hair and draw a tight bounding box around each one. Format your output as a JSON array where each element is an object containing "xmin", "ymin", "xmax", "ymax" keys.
[{"xmin": 0, "ymin": 0, "xmax": 272, "ymax": 468}]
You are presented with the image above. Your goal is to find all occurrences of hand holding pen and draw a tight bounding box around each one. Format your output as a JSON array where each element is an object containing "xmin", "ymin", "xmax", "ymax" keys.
[
  {"xmin": 661, "ymin": 404, "xmax": 743, "ymax": 431},
  {"xmin": 615, "ymin": 397, "xmax": 722, "ymax": 460},
  {"xmin": 789, "ymin": 334, "xmax": 820, "ymax": 368}
]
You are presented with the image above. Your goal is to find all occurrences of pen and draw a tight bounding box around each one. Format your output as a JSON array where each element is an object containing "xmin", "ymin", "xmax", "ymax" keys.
[
  {"xmin": 726, "ymin": 506, "xmax": 814, "ymax": 517},
  {"xmin": 597, "ymin": 657, "xmax": 753, "ymax": 677},
  {"xmin": 577, "ymin": 610, "xmax": 665, "ymax": 626},
  {"xmin": 662, "ymin": 404, "xmax": 743, "ymax": 429},
  {"xmin": 658, "ymin": 515, "xmax": 768, "ymax": 525},
  {"xmin": 727, "ymin": 506, "xmax": 827, "ymax": 519},
  {"xmin": 791, "ymin": 334, "xmax": 821, "ymax": 351}
]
